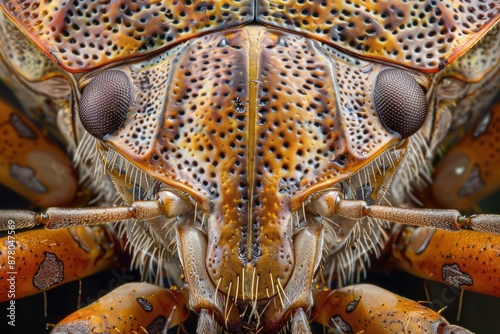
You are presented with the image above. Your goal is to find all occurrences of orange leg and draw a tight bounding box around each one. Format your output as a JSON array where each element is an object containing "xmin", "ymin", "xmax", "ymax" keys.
[
  {"xmin": 424, "ymin": 102, "xmax": 500, "ymax": 213},
  {"xmin": 312, "ymin": 284, "xmax": 472, "ymax": 333},
  {"xmin": 52, "ymin": 282, "xmax": 190, "ymax": 333},
  {"xmin": 0, "ymin": 226, "xmax": 119, "ymax": 302},
  {"xmin": 0, "ymin": 96, "xmax": 81, "ymax": 207},
  {"xmin": 391, "ymin": 226, "xmax": 500, "ymax": 297}
]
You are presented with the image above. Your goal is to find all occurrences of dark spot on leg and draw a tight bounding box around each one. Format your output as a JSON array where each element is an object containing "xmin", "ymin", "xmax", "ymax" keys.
[
  {"xmin": 9, "ymin": 113, "xmax": 37, "ymax": 139},
  {"xmin": 345, "ymin": 296, "xmax": 361, "ymax": 313},
  {"xmin": 51, "ymin": 320, "xmax": 90, "ymax": 333},
  {"xmin": 442, "ymin": 263, "xmax": 473, "ymax": 288},
  {"xmin": 33, "ymin": 252, "xmax": 64, "ymax": 290},
  {"xmin": 458, "ymin": 165, "xmax": 483, "ymax": 198},
  {"xmin": 137, "ymin": 297, "xmax": 153, "ymax": 312},
  {"xmin": 147, "ymin": 315, "xmax": 167, "ymax": 333},
  {"xmin": 473, "ymin": 112, "xmax": 491, "ymax": 138},
  {"xmin": 329, "ymin": 315, "xmax": 352, "ymax": 333},
  {"xmin": 10, "ymin": 164, "xmax": 47, "ymax": 194}
]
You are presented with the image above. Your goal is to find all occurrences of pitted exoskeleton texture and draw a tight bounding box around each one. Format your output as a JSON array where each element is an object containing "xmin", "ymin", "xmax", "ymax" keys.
[
  {"xmin": 3, "ymin": 1, "xmax": 498, "ymax": 74},
  {"xmin": 424, "ymin": 24, "xmax": 500, "ymax": 152},
  {"xmin": 0, "ymin": 0, "xmax": 254, "ymax": 72},
  {"xmin": 438, "ymin": 24, "xmax": 500, "ymax": 83},
  {"xmin": 257, "ymin": 0, "xmax": 500, "ymax": 73},
  {"xmin": 102, "ymin": 26, "xmax": 404, "ymax": 301},
  {"xmin": 0, "ymin": 11, "xmax": 61, "ymax": 81},
  {"xmin": 253, "ymin": 31, "xmax": 402, "ymax": 207}
]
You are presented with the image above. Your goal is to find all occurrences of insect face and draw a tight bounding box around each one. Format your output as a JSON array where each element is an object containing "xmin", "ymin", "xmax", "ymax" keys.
[
  {"xmin": 0, "ymin": 2, "xmax": 498, "ymax": 333},
  {"xmin": 75, "ymin": 25, "xmax": 432, "ymax": 330}
]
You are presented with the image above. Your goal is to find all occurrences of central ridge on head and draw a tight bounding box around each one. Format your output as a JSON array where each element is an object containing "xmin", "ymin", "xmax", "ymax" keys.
[{"xmin": 98, "ymin": 26, "xmax": 412, "ymax": 303}]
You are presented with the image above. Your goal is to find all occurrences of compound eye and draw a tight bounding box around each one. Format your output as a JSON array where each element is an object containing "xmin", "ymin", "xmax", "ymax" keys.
[
  {"xmin": 373, "ymin": 69, "xmax": 428, "ymax": 139},
  {"xmin": 79, "ymin": 70, "xmax": 132, "ymax": 139}
]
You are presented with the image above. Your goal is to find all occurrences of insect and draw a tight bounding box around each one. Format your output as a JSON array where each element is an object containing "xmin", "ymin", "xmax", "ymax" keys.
[{"xmin": 0, "ymin": 1, "xmax": 499, "ymax": 333}]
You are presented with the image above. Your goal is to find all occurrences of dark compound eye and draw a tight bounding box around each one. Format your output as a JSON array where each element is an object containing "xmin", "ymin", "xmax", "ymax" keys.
[
  {"xmin": 373, "ymin": 69, "xmax": 428, "ymax": 139},
  {"xmin": 79, "ymin": 70, "xmax": 132, "ymax": 139}
]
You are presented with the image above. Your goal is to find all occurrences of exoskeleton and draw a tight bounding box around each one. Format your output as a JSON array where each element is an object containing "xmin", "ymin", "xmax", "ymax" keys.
[{"xmin": 0, "ymin": 1, "xmax": 499, "ymax": 333}]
